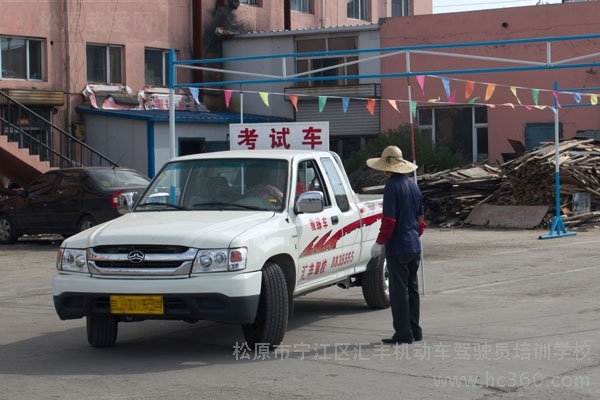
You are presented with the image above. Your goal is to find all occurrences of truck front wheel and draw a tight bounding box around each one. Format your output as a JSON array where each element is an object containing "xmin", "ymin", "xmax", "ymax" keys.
[
  {"xmin": 87, "ymin": 315, "xmax": 118, "ymax": 347},
  {"xmin": 242, "ymin": 262, "xmax": 289, "ymax": 349},
  {"xmin": 362, "ymin": 253, "xmax": 390, "ymax": 309}
]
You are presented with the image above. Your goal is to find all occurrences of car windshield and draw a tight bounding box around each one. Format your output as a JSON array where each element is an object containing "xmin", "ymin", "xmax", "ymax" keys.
[
  {"xmin": 88, "ymin": 169, "xmax": 150, "ymax": 189},
  {"xmin": 136, "ymin": 158, "xmax": 288, "ymax": 212}
]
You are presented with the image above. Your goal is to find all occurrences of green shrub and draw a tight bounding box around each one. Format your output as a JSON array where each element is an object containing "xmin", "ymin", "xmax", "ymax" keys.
[{"xmin": 343, "ymin": 125, "xmax": 466, "ymax": 175}]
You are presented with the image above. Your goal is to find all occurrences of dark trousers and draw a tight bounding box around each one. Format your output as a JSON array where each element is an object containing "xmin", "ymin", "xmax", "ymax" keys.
[{"xmin": 387, "ymin": 253, "xmax": 422, "ymax": 341}]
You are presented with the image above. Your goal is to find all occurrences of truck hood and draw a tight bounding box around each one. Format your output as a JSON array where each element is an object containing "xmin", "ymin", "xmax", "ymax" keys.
[{"xmin": 62, "ymin": 211, "xmax": 276, "ymax": 248}]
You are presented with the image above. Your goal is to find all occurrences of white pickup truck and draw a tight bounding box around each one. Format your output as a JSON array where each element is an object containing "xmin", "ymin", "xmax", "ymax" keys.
[{"xmin": 53, "ymin": 149, "xmax": 387, "ymax": 349}]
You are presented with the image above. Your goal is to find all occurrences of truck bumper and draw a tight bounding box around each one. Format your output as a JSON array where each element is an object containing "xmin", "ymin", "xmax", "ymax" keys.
[{"xmin": 52, "ymin": 271, "xmax": 262, "ymax": 324}]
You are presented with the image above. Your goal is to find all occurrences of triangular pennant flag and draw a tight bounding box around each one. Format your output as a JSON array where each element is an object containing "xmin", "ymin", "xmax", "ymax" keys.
[
  {"xmin": 318, "ymin": 96, "xmax": 327, "ymax": 112},
  {"xmin": 428, "ymin": 97, "xmax": 440, "ymax": 103},
  {"xmin": 503, "ymin": 103, "xmax": 515, "ymax": 109},
  {"xmin": 442, "ymin": 78, "xmax": 451, "ymax": 99},
  {"xmin": 487, "ymin": 104, "xmax": 496, "ymax": 109},
  {"xmin": 366, "ymin": 98, "xmax": 375, "ymax": 115},
  {"xmin": 387, "ymin": 99, "xmax": 400, "ymax": 113},
  {"xmin": 532, "ymin": 89, "xmax": 539, "ymax": 105},
  {"xmin": 465, "ymin": 81, "xmax": 475, "ymax": 99},
  {"xmin": 485, "ymin": 84, "xmax": 496, "ymax": 101},
  {"xmin": 535, "ymin": 105, "xmax": 547, "ymax": 110},
  {"xmin": 416, "ymin": 75, "xmax": 426, "ymax": 95},
  {"xmin": 467, "ymin": 96, "xmax": 481, "ymax": 104},
  {"xmin": 573, "ymin": 93, "xmax": 582, "ymax": 104},
  {"xmin": 524, "ymin": 105, "xmax": 533, "ymax": 110},
  {"xmin": 342, "ymin": 97, "xmax": 350, "ymax": 113},
  {"xmin": 259, "ymin": 92, "xmax": 269, "ymax": 107},
  {"xmin": 189, "ymin": 88, "xmax": 200, "ymax": 105},
  {"xmin": 552, "ymin": 91, "xmax": 561, "ymax": 108},
  {"xmin": 448, "ymin": 89, "xmax": 456, "ymax": 103},
  {"xmin": 591, "ymin": 94, "xmax": 598, "ymax": 105},
  {"xmin": 410, "ymin": 101, "xmax": 417, "ymax": 118},
  {"xmin": 224, "ymin": 90, "xmax": 233, "ymax": 108},
  {"xmin": 289, "ymin": 94, "xmax": 298, "ymax": 112},
  {"xmin": 510, "ymin": 86, "xmax": 521, "ymax": 105}
]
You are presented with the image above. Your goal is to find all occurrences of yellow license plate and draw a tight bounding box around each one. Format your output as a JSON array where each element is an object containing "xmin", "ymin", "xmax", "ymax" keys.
[{"xmin": 110, "ymin": 295, "xmax": 164, "ymax": 315}]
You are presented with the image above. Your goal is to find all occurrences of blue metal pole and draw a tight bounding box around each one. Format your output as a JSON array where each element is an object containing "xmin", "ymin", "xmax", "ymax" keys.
[{"xmin": 539, "ymin": 82, "xmax": 576, "ymax": 239}]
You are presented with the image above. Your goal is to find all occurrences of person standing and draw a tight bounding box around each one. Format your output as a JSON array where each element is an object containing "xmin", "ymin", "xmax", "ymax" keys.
[{"xmin": 367, "ymin": 145, "xmax": 427, "ymax": 345}]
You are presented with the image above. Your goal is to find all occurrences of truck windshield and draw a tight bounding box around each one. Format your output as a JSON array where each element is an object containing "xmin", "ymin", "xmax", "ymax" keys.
[{"xmin": 136, "ymin": 158, "xmax": 288, "ymax": 212}]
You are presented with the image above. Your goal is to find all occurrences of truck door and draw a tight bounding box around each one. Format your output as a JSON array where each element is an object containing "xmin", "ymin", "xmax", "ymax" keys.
[
  {"xmin": 319, "ymin": 156, "xmax": 364, "ymax": 275},
  {"xmin": 293, "ymin": 159, "xmax": 345, "ymax": 291}
]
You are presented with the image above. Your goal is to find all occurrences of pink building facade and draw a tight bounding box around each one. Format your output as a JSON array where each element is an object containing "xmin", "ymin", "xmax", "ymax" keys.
[{"xmin": 379, "ymin": 2, "xmax": 600, "ymax": 165}]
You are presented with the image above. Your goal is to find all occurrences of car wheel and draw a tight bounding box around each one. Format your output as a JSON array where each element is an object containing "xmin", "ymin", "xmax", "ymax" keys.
[
  {"xmin": 0, "ymin": 214, "xmax": 17, "ymax": 244},
  {"xmin": 362, "ymin": 252, "xmax": 390, "ymax": 309},
  {"xmin": 78, "ymin": 215, "xmax": 96, "ymax": 232},
  {"xmin": 86, "ymin": 315, "xmax": 118, "ymax": 347},
  {"xmin": 242, "ymin": 262, "xmax": 289, "ymax": 349}
]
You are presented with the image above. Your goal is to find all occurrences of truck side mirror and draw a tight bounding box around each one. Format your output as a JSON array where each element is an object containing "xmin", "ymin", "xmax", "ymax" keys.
[
  {"xmin": 117, "ymin": 192, "xmax": 136, "ymax": 214},
  {"xmin": 295, "ymin": 191, "xmax": 324, "ymax": 214}
]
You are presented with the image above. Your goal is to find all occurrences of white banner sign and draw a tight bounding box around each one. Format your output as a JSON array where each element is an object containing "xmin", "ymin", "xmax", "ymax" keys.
[{"xmin": 229, "ymin": 122, "xmax": 329, "ymax": 151}]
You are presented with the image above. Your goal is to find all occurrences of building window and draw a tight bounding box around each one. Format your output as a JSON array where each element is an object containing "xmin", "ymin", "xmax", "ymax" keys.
[
  {"xmin": 239, "ymin": 0, "xmax": 260, "ymax": 6},
  {"xmin": 0, "ymin": 36, "xmax": 44, "ymax": 80},
  {"xmin": 86, "ymin": 44, "xmax": 123, "ymax": 84},
  {"xmin": 347, "ymin": 0, "xmax": 368, "ymax": 20},
  {"xmin": 392, "ymin": 0, "xmax": 410, "ymax": 16},
  {"xmin": 417, "ymin": 106, "xmax": 488, "ymax": 163},
  {"xmin": 145, "ymin": 48, "xmax": 170, "ymax": 86},
  {"xmin": 291, "ymin": 0, "xmax": 313, "ymax": 13},
  {"xmin": 296, "ymin": 36, "xmax": 359, "ymax": 87}
]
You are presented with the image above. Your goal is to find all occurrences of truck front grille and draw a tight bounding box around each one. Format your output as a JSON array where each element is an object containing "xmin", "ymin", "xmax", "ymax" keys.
[{"xmin": 88, "ymin": 246, "xmax": 198, "ymax": 276}]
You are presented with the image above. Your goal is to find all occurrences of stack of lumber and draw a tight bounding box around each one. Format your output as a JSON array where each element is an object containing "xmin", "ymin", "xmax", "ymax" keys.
[
  {"xmin": 356, "ymin": 139, "xmax": 600, "ymax": 228},
  {"xmin": 418, "ymin": 164, "xmax": 504, "ymax": 225},
  {"xmin": 487, "ymin": 138, "xmax": 600, "ymax": 227}
]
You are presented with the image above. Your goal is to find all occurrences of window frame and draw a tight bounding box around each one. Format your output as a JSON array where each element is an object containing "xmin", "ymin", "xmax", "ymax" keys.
[
  {"xmin": 417, "ymin": 106, "xmax": 489, "ymax": 163},
  {"xmin": 392, "ymin": 0, "xmax": 410, "ymax": 17},
  {"xmin": 0, "ymin": 35, "xmax": 45, "ymax": 80},
  {"xmin": 295, "ymin": 36, "xmax": 359, "ymax": 87},
  {"xmin": 239, "ymin": 0, "xmax": 260, "ymax": 6},
  {"xmin": 86, "ymin": 43, "xmax": 124, "ymax": 84},
  {"xmin": 144, "ymin": 48, "xmax": 170, "ymax": 86},
  {"xmin": 347, "ymin": 0, "xmax": 368, "ymax": 21},
  {"xmin": 291, "ymin": 0, "xmax": 313, "ymax": 13}
]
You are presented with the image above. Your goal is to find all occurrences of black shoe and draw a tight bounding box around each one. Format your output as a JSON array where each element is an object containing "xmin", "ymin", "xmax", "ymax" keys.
[
  {"xmin": 413, "ymin": 334, "xmax": 422, "ymax": 342},
  {"xmin": 381, "ymin": 337, "xmax": 412, "ymax": 345}
]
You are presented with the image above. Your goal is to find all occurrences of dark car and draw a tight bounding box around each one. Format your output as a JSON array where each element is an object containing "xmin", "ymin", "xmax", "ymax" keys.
[{"xmin": 0, "ymin": 167, "xmax": 150, "ymax": 244}]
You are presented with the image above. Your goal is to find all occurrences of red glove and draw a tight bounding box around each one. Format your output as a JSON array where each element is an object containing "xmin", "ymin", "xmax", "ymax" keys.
[{"xmin": 418, "ymin": 221, "xmax": 427, "ymax": 237}]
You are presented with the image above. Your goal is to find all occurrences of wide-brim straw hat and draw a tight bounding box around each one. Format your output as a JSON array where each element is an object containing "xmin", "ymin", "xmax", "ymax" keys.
[{"xmin": 366, "ymin": 145, "xmax": 418, "ymax": 174}]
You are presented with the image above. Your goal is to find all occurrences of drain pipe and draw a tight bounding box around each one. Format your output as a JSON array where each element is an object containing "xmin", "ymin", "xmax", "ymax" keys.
[
  {"xmin": 64, "ymin": 0, "xmax": 71, "ymax": 135},
  {"xmin": 321, "ymin": 0, "xmax": 325, "ymax": 27}
]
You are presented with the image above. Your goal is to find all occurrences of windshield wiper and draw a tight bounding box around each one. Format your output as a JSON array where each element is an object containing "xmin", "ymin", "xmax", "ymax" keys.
[
  {"xmin": 136, "ymin": 202, "xmax": 190, "ymax": 210},
  {"xmin": 193, "ymin": 201, "xmax": 267, "ymax": 211}
]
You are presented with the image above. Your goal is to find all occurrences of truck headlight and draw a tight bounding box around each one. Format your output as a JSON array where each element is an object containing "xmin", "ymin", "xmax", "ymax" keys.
[
  {"xmin": 56, "ymin": 248, "xmax": 89, "ymax": 273},
  {"xmin": 192, "ymin": 248, "xmax": 247, "ymax": 273}
]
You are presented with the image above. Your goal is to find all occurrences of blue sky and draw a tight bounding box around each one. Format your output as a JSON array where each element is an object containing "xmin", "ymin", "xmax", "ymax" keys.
[{"xmin": 433, "ymin": 0, "xmax": 563, "ymax": 14}]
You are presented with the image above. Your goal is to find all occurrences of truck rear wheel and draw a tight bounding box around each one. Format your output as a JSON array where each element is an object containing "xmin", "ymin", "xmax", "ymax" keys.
[
  {"xmin": 362, "ymin": 253, "xmax": 390, "ymax": 309},
  {"xmin": 242, "ymin": 262, "xmax": 289, "ymax": 349},
  {"xmin": 87, "ymin": 315, "xmax": 118, "ymax": 347}
]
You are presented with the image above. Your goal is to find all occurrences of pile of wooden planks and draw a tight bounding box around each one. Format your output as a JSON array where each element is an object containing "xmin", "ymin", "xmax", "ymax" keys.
[
  {"xmin": 417, "ymin": 164, "xmax": 505, "ymax": 226},
  {"xmin": 488, "ymin": 138, "xmax": 600, "ymax": 227},
  {"xmin": 357, "ymin": 138, "xmax": 600, "ymax": 228}
]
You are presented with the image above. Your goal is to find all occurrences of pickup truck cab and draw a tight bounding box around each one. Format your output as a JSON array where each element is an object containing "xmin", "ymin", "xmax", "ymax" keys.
[{"xmin": 53, "ymin": 150, "xmax": 387, "ymax": 349}]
